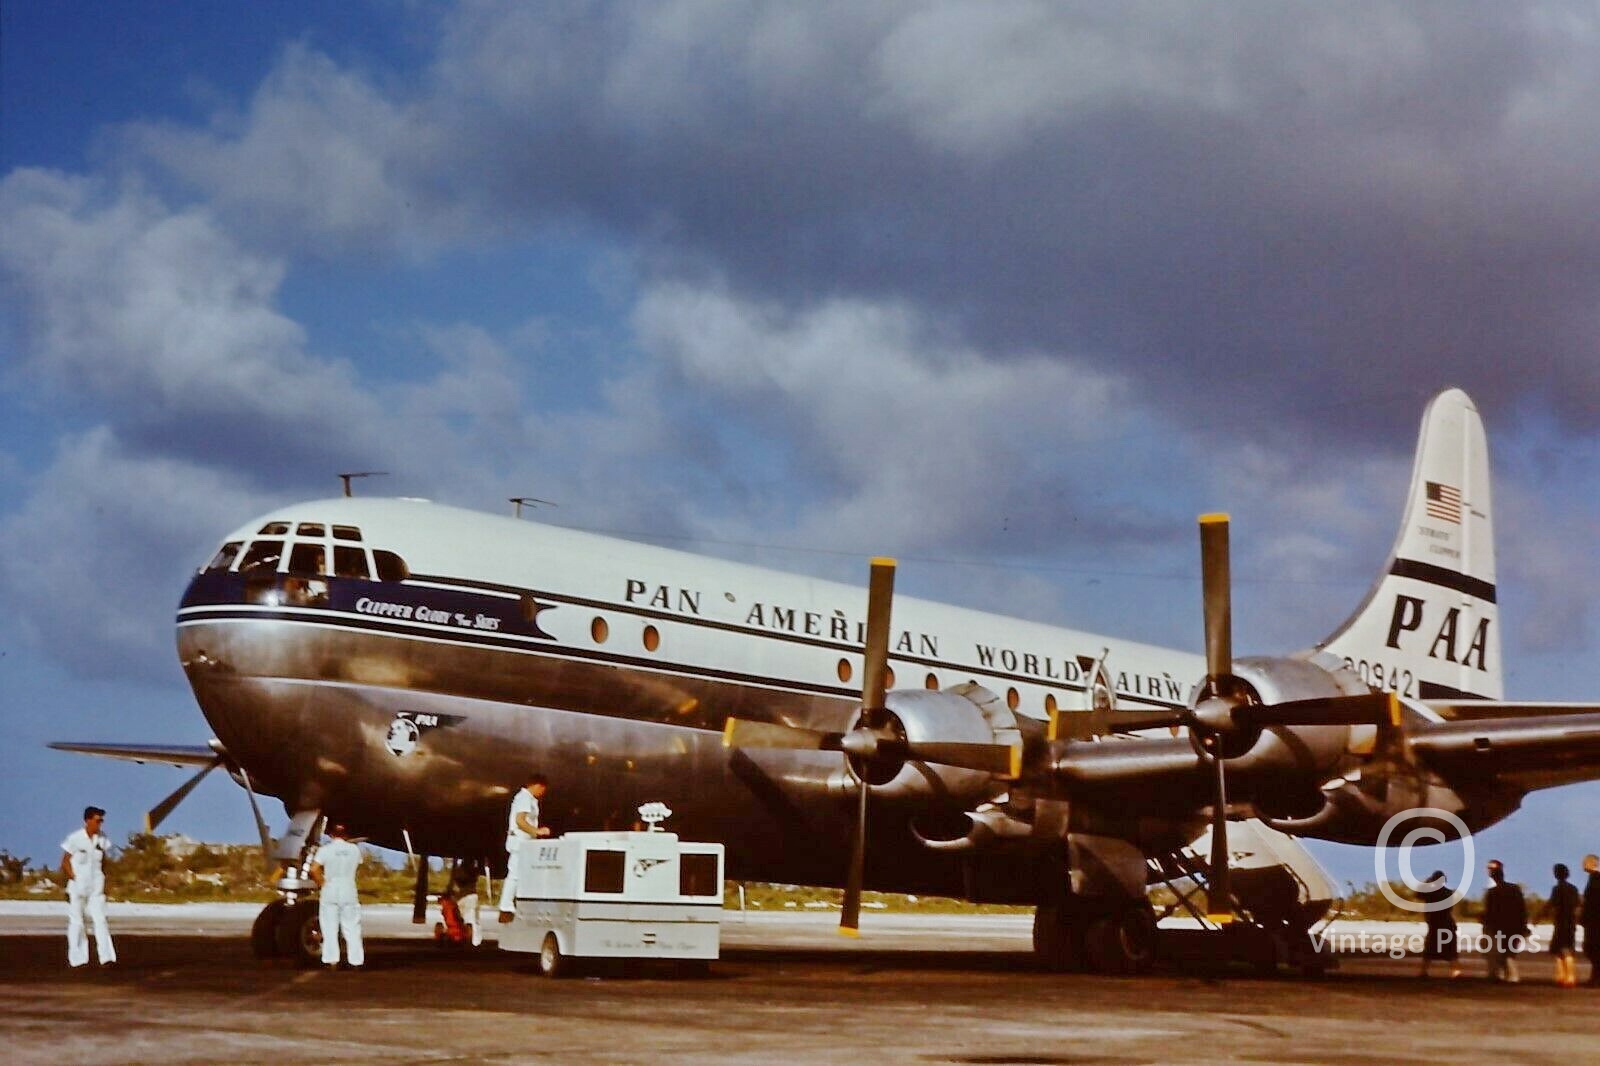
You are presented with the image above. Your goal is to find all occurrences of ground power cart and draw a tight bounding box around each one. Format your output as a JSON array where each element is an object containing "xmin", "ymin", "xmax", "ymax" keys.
[{"xmin": 498, "ymin": 821, "xmax": 725, "ymax": 977}]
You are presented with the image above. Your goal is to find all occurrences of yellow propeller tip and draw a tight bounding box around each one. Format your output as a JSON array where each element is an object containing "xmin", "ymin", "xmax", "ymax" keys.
[
  {"xmin": 1198, "ymin": 512, "xmax": 1230, "ymax": 525},
  {"xmin": 1008, "ymin": 745, "xmax": 1022, "ymax": 780},
  {"xmin": 870, "ymin": 556, "xmax": 897, "ymax": 568},
  {"xmin": 721, "ymin": 718, "xmax": 737, "ymax": 747},
  {"xmin": 1207, "ymin": 912, "xmax": 1236, "ymax": 924},
  {"xmin": 1046, "ymin": 708, "xmax": 1060, "ymax": 743},
  {"xmin": 838, "ymin": 926, "xmax": 861, "ymax": 938}
]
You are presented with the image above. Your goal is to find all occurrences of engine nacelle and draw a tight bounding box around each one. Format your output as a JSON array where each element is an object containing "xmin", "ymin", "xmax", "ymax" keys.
[
  {"xmin": 1209, "ymin": 655, "xmax": 1371, "ymax": 780},
  {"xmin": 840, "ymin": 684, "xmax": 1018, "ymax": 811}
]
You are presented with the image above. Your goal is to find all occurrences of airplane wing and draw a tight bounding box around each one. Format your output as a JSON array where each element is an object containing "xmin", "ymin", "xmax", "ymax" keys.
[
  {"xmin": 1408, "ymin": 713, "xmax": 1600, "ymax": 791},
  {"xmin": 49, "ymin": 740, "xmax": 222, "ymax": 768},
  {"xmin": 1424, "ymin": 701, "xmax": 1600, "ymax": 721}
]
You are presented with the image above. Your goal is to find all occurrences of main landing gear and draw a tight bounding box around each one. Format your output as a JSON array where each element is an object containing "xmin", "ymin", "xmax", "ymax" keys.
[
  {"xmin": 250, "ymin": 810, "xmax": 325, "ymax": 967},
  {"xmin": 1033, "ymin": 896, "xmax": 1158, "ymax": 974}
]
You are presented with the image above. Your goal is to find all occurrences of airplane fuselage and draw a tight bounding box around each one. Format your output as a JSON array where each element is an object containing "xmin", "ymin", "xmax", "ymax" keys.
[{"xmin": 177, "ymin": 497, "xmax": 1205, "ymax": 893}]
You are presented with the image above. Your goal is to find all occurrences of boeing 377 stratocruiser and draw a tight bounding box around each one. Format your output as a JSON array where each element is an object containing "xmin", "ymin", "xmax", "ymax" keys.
[{"xmin": 55, "ymin": 388, "xmax": 1600, "ymax": 971}]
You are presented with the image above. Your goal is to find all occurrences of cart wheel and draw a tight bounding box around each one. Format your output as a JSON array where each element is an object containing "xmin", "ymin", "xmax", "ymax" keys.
[{"xmin": 539, "ymin": 933, "xmax": 567, "ymax": 979}]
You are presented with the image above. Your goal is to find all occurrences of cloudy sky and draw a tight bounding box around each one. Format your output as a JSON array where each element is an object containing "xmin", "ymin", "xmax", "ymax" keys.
[{"xmin": 3, "ymin": 1, "xmax": 1598, "ymax": 890}]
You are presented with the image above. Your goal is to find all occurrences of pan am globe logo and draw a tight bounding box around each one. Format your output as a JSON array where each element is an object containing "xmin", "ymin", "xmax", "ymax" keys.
[{"xmin": 1375, "ymin": 807, "xmax": 1474, "ymax": 913}]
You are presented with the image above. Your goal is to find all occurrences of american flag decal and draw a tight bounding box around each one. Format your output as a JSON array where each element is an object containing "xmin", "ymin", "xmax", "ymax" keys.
[{"xmin": 1425, "ymin": 481, "xmax": 1462, "ymax": 524}]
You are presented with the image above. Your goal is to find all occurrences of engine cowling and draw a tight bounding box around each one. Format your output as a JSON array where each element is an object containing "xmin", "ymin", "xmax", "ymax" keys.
[
  {"xmin": 835, "ymin": 683, "xmax": 1019, "ymax": 811},
  {"xmin": 1202, "ymin": 655, "xmax": 1372, "ymax": 780}
]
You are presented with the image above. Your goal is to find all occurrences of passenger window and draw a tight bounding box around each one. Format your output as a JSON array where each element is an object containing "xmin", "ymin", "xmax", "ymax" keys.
[
  {"xmin": 583, "ymin": 850, "xmax": 626, "ymax": 894},
  {"xmin": 258, "ymin": 522, "xmax": 290, "ymax": 535},
  {"xmin": 205, "ymin": 542, "xmax": 243, "ymax": 572},
  {"xmin": 333, "ymin": 545, "xmax": 370, "ymax": 579},
  {"xmin": 238, "ymin": 540, "xmax": 284, "ymax": 573},
  {"xmin": 374, "ymin": 550, "xmax": 409, "ymax": 582},
  {"xmin": 679, "ymin": 853, "xmax": 720, "ymax": 898},
  {"xmin": 288, "ymin": 543, "xmax": 326, "ymax": 576},
  {"xmin": 332, "ymin": 525, "xmax": 363, "ymax": 542},
  {"xmin": 296, "ymin": 522, "xmax": 325, "ymax": 538}
]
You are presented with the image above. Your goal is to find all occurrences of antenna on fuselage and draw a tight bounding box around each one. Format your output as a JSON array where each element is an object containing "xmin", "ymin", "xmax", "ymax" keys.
[
  {"xmin": 339, "ymin": 471, "xmax": 389, "ymax": 497},
  {"xmin": 509, "ymin": 496, "xmax": 557, "ymax": 518}
]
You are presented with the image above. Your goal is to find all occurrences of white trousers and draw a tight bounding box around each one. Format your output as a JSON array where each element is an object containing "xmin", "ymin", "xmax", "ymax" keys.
[
  {"xmin": 67, "ymin": 885, "xmax": 116, "ymax": 967},
  {"xmin": 318, "ymin": 899, "xmax": 364, "ymax": 966},
  {"xmin": 458, "ymin": 891, "xmax": 483, "ymax": 945},
  {"xmin": 497, "ymin": 853, "xmax": 519, "ymax": 914}
]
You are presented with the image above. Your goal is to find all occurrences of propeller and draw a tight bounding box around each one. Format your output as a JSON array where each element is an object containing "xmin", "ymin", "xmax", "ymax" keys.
[
  {"xmin": 723, "ymin": 557, "xmax": 1019, "ymax": 936},
  {"xmin": 1184, "ymin": 514, "xmax": 1401, "ymax": 922},
  {"xmin": 144, "ymin": 757, "xmax": 224, "ymax": 833}
]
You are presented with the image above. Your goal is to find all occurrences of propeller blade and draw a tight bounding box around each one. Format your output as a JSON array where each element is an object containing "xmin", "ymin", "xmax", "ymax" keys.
[
  {"xmin": 1237, "ymin": 692, "xmax": 1402, "ymax": 729},
  {"xmin": 859, "ymin": 558, "xmax": 897, "ymax": 728},
  {"xmin": 1103, "ymin": 709, "xmax": 1187, "ymax": 734},
  {"xmin": 903, "ymin": 740, "xmax": 1022, "ymax": 777},
  {"xmin": 144, "ymin": 756, "xmax": 223, "ymax": 833},
  {"xmin": 840, "ymin": 766, "xmax": 868, "ymax": 936},
  {"xmin": 1205, "ymin": 753, "xmax": 1234, "ymax": 923},
  {"xmin": 723, "ymin": 718, "xmax": 843, "ymax": 751},
  {"xmin": 1199, "ymin": 513, "xmax": 1233, "ymax": 683}
]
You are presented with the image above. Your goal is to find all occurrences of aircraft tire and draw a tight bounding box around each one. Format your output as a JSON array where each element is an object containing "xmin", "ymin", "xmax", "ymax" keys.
[
  {"xmin": 1031, "ymin": 904, "xmax": 1083, "ymax": 972},
  {"xmin": 274, "ymin": 900, "xmax": 323, "ymax": 967},
  {"xmin": 1083, "ymin": 905, "xmax": 1157, "ymax": 975},
  {"xmin": 538, "ymin": 933, "xmax": 567, "ymax": 979},
  {"xmin": 250, "ymin": 899, "xmax": 286, "ymax": 959}
]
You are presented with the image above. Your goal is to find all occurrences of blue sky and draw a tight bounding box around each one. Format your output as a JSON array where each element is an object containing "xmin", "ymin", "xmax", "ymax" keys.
[{"xmin": 3, "ymin": 2, "xmax": 1599, "ymax": 896}]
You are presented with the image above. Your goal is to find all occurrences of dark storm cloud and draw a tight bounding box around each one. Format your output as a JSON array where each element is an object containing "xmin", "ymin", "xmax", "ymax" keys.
[{"xmin": 399, "ymin": 1, "xmax": 1600, "ymax": 447}]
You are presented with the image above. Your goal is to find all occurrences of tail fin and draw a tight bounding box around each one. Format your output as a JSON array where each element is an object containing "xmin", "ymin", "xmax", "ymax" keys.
[{"xmin": 1312, "ymin": 388, "xmax": 1501, "ymax": 700}]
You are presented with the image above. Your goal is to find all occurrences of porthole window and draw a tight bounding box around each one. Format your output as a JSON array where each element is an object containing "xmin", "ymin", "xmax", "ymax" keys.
[
  {"xmin": 1006, "ymin": 687, "xmax": 1020, "ymax": 711},
  {"xmin": 591, "ymin": 617, "xmax": 610, "ymax": 644},
  {"xmin": 642, "ymin": 625, "xmax": 660, "ymax": 652},
  {"xmin": 884, "ymin": 667, "xmax": 895, "ymax": 688},
  {"xmin": 838, "ymin": 659, "xmax": 853, "ymax": 684},
  {"xmin": 924, "ymin": 673, "xmax": 939, "ymax": 690}
]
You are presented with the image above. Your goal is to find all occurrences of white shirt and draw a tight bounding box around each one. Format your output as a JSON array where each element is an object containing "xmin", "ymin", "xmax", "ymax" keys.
[
  {"xmin": 61, "ymin": 828, "xmax": 111, "ymax": 889},
  {"xmin": 506, "ymin": 788, "xmax": 540, "ymax": 851},
  {"xmin": 315, "ymin": 838, "xmax": 363, "ymax": 905}
]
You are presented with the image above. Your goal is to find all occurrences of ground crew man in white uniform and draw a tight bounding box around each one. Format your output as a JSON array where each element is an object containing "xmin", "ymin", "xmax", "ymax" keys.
[
  {"xmin": 60, "ymin": 805, "xmax": 117, "ymax": 968},
  {"xmin": 497, "ymin": 772, "xmax": 549, "ymax": 922},
  {"xmin": 310, "ymin": 822, "xmax": 364, "ymax": 969}
]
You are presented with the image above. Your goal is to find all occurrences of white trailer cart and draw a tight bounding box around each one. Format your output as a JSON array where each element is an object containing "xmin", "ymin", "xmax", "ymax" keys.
[{"xmin": 498, "ymin": 827, "xmax": 725, "ymax": 977}]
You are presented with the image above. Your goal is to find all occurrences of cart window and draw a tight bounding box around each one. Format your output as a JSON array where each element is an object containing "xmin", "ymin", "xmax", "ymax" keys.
[
  {"xmin": 679, "ymin": 853, "xmax": 720, "ymax": 898},
  {"xmin": 583, "ymin": 850, "xmax": 626, "ymax": 894}
]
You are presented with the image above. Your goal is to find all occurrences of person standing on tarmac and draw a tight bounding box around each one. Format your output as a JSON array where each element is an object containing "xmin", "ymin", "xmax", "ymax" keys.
[
  {"xmin": 497, "ymin": 773, "xmax": 550, "ymax": 923},
  {"xmin": 60, "ymin": 805, "xmax": 117, "ymax": 968},
  {"xmin": 1545, "ymin": 863, "xmax": 1582, "ymax": 988},
  {"xmin": 1417, "ymin": 870, "xmax": 1460, "ymax": 979},
  {"xmin": 1482, "ymin": 859, "xmax": 1529, "ymax": 983},
  {"xmin": 1582, "ymin": 854, "xmax": 1600, "ymax": 986},
  {"xmin": 310, "ymin": 823, "xmax": 364, "ymax": 970}
]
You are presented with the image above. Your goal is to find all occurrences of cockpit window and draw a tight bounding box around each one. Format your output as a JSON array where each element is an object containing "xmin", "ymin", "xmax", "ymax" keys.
[
  {"xmin": 296, "ymin": 522, "xmax": 325, "ymax": 538},
  {"xmin": 258, "ymin": 522, "xmax": 290, "ymax": 535},
  {"xmin": 205, "ymin": 541, "xmax": 243, "ymax": 573},
  {"xmin": 332, "ymin": 525, "xmax": 363, "ymax": 542},
  {"xmin": 238, "ymin": 540, "xmax": 284, "ymax": 573},
  {"xmin": 373, "ymin": 549, "xmax": 409, "ymax": 582},
  {"xmin": 333, "ymin": 545, "xmax": 370, "ymax": 579},
  {"xmin": 288, "ymin": 543, "xmax": 327, "ymax": 577}
]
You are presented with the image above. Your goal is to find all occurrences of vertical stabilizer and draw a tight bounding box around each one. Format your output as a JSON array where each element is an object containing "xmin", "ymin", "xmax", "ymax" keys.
[{"xmin": 1313, "ymin": 389, "xmax": 1501, "ymax": 700}]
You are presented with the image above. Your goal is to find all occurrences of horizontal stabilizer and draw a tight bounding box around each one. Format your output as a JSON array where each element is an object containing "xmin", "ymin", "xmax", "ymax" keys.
[{"xmin": 50, "ymin": 740, "xmax": 223, "ymax": 768}]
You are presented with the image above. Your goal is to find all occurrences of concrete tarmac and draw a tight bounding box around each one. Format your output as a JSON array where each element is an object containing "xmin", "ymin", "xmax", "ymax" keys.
[{"xmin": 4, "ymin": 905, "xmax": 1599, "ymax": 1065}]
